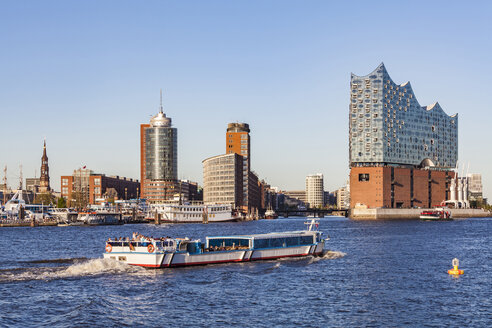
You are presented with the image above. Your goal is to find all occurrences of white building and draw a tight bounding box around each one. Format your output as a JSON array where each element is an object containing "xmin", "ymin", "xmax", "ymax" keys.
[
  {"xmin": 202, "ymin": 153, "xmax": 243, "ymax": 208},
  {"xmin": 305, "ymin": 174, "xmax": 324, "ymax": 208},
  {"xmin": 336, "ymin": 180, "xmax": 350, "ymax": 210},
  {"xmin": 467, "ymin": 173, "xmax": 483, "ymax": 201}
]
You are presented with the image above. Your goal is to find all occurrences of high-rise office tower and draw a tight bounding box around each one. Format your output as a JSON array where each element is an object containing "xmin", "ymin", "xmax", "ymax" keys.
[
  {"xmin": 202, "ymin": 153, "xmax": 244, "ymax": 207},
  {"xmin": 39, "ymin": 140, "xmax": 50, "ymax": 193},
  {"xmin": 140, "ymin": 92, "xmax": 178, "ymax": 203},
  {"xmin": 226, "ymin": 123, "xmax": 253, "ymax": 208},
  {"xmin": 306, "ymin": 174, "xmax": 324, "ymax": 208},
  {"xmin": 349, "ymin": 63, "xmax": 458, "ymax": 208}
]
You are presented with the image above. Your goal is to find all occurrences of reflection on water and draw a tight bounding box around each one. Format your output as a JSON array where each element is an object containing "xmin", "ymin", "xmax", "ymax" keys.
[{"xmin": 0, "ymin": 217, "xmax": 491, "ymax": 327}]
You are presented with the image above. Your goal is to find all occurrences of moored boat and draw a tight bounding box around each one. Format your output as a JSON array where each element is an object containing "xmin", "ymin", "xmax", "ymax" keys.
[
  {"xmin": 103, "ymin": 219, "xmax": 327, "ymax": 268},
  {"xmin": 264, "ymin": 207, "xmax": 278, "ymax": 220},
  {"xmin": 420, "ymin": 208, "xmax": 452, "ymax": 221},
  {"xmin": 149, "ymin": 203, "xmax": 238, "ymax": 223},
  {"xmin": 78, "ymin": 211, "xmax": 122, "ymax": 225}
]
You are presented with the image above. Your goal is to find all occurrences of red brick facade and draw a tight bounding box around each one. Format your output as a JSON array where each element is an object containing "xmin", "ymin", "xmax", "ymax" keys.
[{"xmin": 350, "ymin": 167, "xmax": 455, "ymax": 209}]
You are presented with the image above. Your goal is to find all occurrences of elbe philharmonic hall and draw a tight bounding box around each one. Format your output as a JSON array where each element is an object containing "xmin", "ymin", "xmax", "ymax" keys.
[{"xmin": 349, "ymin": 63, "xmax": 458, "ymax": 209}]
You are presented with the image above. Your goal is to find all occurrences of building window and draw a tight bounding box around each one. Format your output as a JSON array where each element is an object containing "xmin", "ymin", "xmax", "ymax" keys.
[
  {"xmin": 94, "ymin": 178, "xmax": 101, "ymax": 186},
  {"xmin": 359, "ymin": 174, "xmax": 370, "ymax": 182},
  {"xmin": 62, "ymin": 179, "xmax": 68, "ymax": 186}
]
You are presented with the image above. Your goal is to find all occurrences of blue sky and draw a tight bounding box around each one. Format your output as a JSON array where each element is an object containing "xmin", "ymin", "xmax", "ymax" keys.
[{"xmin": 1, "ymin": 1, "xmax": 491, "ymax": 198}]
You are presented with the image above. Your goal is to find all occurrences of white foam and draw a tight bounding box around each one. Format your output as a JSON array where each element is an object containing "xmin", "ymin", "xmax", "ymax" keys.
[
  {"xmin": 318, "ymin": 250, "xmax": 347, "ymax": 260},
  {"xmin": 0, "ymin": 258, "xmax": 146, "ymax": 282},
  {"xmin": 312, "ymin": 249, "xmax": 347, "ymax": 262},
  {"xmin": 62, "ymin": 258, "xmax": 143, "ymax": 277}
]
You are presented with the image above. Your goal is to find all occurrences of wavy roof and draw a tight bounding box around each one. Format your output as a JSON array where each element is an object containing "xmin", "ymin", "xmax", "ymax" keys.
[{"xmin": 352, "ymin": 63, "xmax": 458, "ymax": 119}]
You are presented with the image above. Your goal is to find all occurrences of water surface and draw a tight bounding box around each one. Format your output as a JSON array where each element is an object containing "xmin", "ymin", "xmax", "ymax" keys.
[{"xmin": 0, "ymin": 217, "xmax": 490, "ymax": 327}]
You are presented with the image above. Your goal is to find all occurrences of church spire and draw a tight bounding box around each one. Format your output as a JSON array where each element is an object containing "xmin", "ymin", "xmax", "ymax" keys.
[
  {"xmin": 39, "ymin": 139, "xmax": 50, "ymax": 193},
  {"xmin": 42, "ymin": 138, "xmax": 47, "ymax": 159}
]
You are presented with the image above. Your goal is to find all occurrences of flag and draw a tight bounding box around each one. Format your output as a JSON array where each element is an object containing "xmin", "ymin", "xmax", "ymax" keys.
[{"xmin": 82, "ymin": 165, "xmax": 86, "ymax": 169}]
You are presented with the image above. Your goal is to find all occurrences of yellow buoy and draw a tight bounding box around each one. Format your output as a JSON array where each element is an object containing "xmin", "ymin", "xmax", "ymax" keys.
[{"xmin": 448, "ymin": 258, "xmax": 464, "ymax": 275}]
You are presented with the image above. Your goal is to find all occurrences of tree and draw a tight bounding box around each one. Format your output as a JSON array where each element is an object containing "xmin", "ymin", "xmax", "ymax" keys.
[
  {"xmin": 57, "ymin": 197, "xmax": 67, "ymax": 208},
  {"xmin": 34, "ymin": 192, "xmax": 54, "ymax": 205}
]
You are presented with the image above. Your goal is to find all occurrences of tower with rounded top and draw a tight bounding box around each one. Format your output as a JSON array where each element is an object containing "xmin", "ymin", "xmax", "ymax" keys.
[{"xmin": 140, "ymin": 91, "xmax": 178, "ymax": 202}]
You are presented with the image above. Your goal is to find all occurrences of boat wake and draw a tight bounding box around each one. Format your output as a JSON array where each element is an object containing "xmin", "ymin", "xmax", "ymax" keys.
[
  {"xmin": 316, "ymin": 250, "xmax": 346, "ymax": 260},
  {"xmin": 0, "ymin": 258, "xmax": 145, "ymax": 283},
  {"xmin": 22, "ymin": 257, "xmax": 89, "ymax": 264}
]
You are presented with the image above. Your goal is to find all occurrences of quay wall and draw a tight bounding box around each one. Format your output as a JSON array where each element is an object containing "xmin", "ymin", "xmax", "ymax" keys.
[{"xmin": 350, "ymin": 208, "xmax": 491, "ymax": 220}]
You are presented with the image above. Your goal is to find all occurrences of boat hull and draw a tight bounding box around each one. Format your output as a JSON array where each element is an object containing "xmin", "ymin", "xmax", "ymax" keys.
[{"xmin": 419, "ymin": 215, "xmax": 453, "ymax": 221}]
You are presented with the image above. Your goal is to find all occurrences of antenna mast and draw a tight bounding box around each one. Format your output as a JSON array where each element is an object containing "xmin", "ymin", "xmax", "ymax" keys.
[
  {"xmin": 159, "ymin": 89, "xmax": 163, "ymax": 113},
  {"xmin": 19, "ymin": 164, "xmax": 23, "ymax": 190}
]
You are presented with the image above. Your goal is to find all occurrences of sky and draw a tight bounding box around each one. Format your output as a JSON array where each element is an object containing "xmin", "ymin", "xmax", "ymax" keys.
[{"xmin": 0, "ymin": 1, "xmax": 491, "ymax": 199}]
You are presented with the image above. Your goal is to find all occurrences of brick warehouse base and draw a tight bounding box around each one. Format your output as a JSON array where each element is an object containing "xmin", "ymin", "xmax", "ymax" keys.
[
  {"xmin": 350, "ymin": 207, "xmax": 491, "ymax": 220},
  {"xmin": 350, "ymin": 166, "xmax": 456, "ymax": 209}
]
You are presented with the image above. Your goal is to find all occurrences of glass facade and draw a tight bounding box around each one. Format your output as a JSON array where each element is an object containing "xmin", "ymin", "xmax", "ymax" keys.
[
  {"xmin": 349, "ymin": 63, "xmax": 458, "ymax": 169},
  {"xmin": 145, "ymin": 127, "xmax": 177, "ymax": 180}
]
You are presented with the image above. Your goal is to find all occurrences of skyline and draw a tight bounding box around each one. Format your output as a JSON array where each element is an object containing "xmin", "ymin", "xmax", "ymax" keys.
[{"xmin": 1, "ymin": 1, "xmax": 491, "ymax": 199}]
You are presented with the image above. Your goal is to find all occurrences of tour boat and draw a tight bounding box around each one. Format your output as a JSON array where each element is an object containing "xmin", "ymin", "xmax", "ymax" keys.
[
  {"xmin": 149, "ymin": 203, "xmax": 238, "ymax": 223},
  {"xmin": 419, "ymin": 208, "xmax": 452, "ymax": 221},
  {"xmin": 264, "ymin": 207, "xmax": 278, "ymax": 220},
  {"xmin": 103, "ymin": 219, "xmax": 326, "ymax": 268},
  {"xmin": 50, "ymin": 208, "xmax": 78, "ymax": 221}
]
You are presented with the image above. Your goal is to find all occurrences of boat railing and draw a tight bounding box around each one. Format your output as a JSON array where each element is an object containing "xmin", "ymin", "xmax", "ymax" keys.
[{"xmin": 305, "ymin": 218, "xmax": 320, "ymax": 231}]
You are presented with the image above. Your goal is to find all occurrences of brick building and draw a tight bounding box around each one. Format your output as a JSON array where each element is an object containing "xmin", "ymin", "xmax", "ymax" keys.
[
  {"xmin": 61, "ymin": 168, "xmax": 139, "ymax": 206},
  {"xmin": 202, "ymin": 122, "xmax": 262, "ymax": 214}
]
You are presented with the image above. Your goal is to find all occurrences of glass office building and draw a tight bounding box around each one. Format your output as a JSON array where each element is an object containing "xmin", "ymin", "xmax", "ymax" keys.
[
  {"xmin": 349, "ymin": 63, "xmax": 458, "ymax": 169},
  {"xmin": 140, "ymin": 105, "xmax": 178, "ymax": 202}
]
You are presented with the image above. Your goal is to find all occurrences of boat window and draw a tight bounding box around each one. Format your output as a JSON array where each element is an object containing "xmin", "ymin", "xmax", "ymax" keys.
[
  {"xmin": 208, "ymin": 238, "xmax": 250, "ymax": 248},
  {"xmin": 300, "ymin": 236, "xmax": 314, "ymax": 245},
  {"xmin": 285, "ymin": 237, "xmax": 300, "ymax": 246},
  {"xmin": 270, "ymin": 238, "xmax": 284, "ymax": 247},
  {"xmin": 254, "ymin": 239, "xmax": 269, "ymax": 249}
]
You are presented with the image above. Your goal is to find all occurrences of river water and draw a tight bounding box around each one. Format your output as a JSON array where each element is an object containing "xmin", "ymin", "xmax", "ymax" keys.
[{"xmin": 0, "ymin": 217, "xmax": 491, "ymax": 327}]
